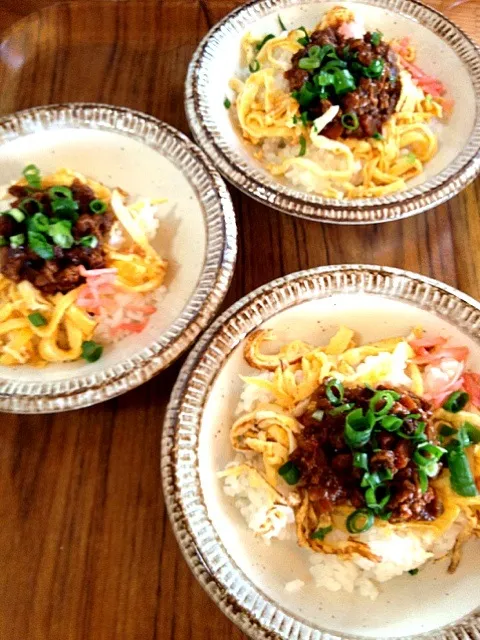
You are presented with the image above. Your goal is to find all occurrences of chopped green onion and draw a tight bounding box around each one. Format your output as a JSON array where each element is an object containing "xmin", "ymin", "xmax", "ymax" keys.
[
  {"xmin": 342, "ymin": 45, "xmax": 351, "ymax": 58},
  {"xmin": 278, "ymin": 460, "xmax": 301, "ymax": 485},
  {"xmin": 28, "ymin": 212, "xmax": 50, "ymax": 233},
  {"xmin": 438, "ymin": 424, "xmax": 457, "ymax": 438},
  {"xmin": 448, "ymin": 445, "xmax": 478, "ymax": 497},
  {"xmin": 19, "ymin": 198, "xmax": 44, "ymax": 215},
  {"xmin": 297, "ymin": 26, "xmax": 310, "ymax": 47},
  {"xmin": 332, "ymin": 68, "xmax": 356, "ymax": 95},
  {"xmin": 10, "ymin": 233, "xmax": 25, "ymax": 249},
  {"xmin": 322, "ymin": 44, "xmax": 337, "ymax": 59},
  {"xmin": 51, "ymin": 198, "xmax": 79, "ymax": 221},
  {"xmin": 378, "ymin": 510, "xmax": 392, "ymax": 521},
  {"xmin": 406, "ymin": 152, "xmax": 417, "ymax": 164},
  {"xmin": 409, "ymin": 568, "xmax": 419, "ymax": 576},
  {"xmin": 380, "ymin": 415, "xmax": 403, "ymax": 432},
  {"xmin": 298, "ymin": 134, "xmax": 307, "ymax": 157},
  {"xmin": 308, "ymin": 45, "xmax": 322, "ymax": 59},
  {"xmin": 79, "ymin": 235, "xmax": 99, "ymax": 249},
  {"xmin": 398, "ymin": 421, "xmax": 426, "ymax": 441},
  {"xmin": 443, "ymin": 391, "xmax": 469, "ymax": 413},
  {"xmin": 278, "ymin": 15, "xmax": 287, "ymax": 31},
  {"xmin": 300, "ymin": 111, "xmax": 310, "ymax": 127},
  {"xmin": 346, "ymin": 508, "xmax": 374, "ymax": 534},
  {"xmin": 22, "ymin": 164, "xmax": 41, "ymax": 189},
  {"xmin": 249, "ymin": 59, "xmax": 260, "ymax": 73},
  {"xmin": 28, "ymin": 312, "xmax": 47, "ymax": 327},
  {"xmin": 329, "ymin": 402, "xmax": 355, "ymax": 416},
  {"xmin": 47, "ymin": 220, "xmax": 74, "ymax": 249},
  {"xmin": 353, "ymin": 452, "xmax": 369, "ymax": 471},
  {"xmin": 5, "ymin": 208, "xmax": 25, "ymax": 223},
  {"xmin": 370, "ymin": 31, "xmax": 383, "ymax": 46},
  {"xmin": 322, "ymin": 59, "xmax": 347, "ymax": 72},
  {"xmin": 89, "ymin": 199, "xmax": 107, "ymax": 215},
  {"xmin": 341, "ymin": 112, "xmax": 359, "ymax": 131},
  {"xmin": 310, "ymin": 526, "xmax": 332, "ymax": 540},
  {"xmin": 325, "ymin": 379, "xmax": 344, "ymax": 405},
  {"xmin": 256, "ymin": 33, "xmax": 275, "ymax": 51},
  {"xmin": 414, "ymin": 442, "xmax": 446, "ymax": 477},
  {"xmin": 27, "ymin": 231, "xmax": 54, "ymax": 260},
  {"xmin": 373, "ymin": 132, "xmax": 384, "ymax": 140},
  {"xmin": 0, "ymin": 236, "xmax": 7, "ymax": 247},
  {"xmin": 365, "ymin": 484, "xmax": 391, "ymax": 512},
  {"xmin": 363, "ymin": 58, "xmax": 384, "ymax": 78},
  {"xmin": 299, "ymin": 57, "xmax": 321, "ymax": 70},
  {"xmin": 369, "ymin": 390, "xmax": 400, "ymax": 416},
  {"xmin": 48, "ymin": 186, "xmax": 73, "ymax": 200},
  {"xmin": 314, "ymin": 71, "xmax": 335, "ymax": 88},
  {"xmin": 223, "ymin": 97, "xmax": 231, "ymax": 109},
  {"xmin": 463, "ymin": 422, "xmax": 480, "ymax": 444},
  {"xmin": 418, "ymin": 468, "xmax": 428, "ymax": 493},
  {"xmin": 81, "ymin": 340, "xmax": 103, "ymax": 363},
  {"xmin": 378, "ymin": 468, "xmax": 394, "ymax": 482},
  {"xmin": 312, "ymin": 409, "xmax": 324, "ymax": 422},
  {"xmin": 292, "ymin": 82, "xmax": 316, "ymax": 107},
  {"xmin": 345, "ymin": 408, "xmax": 376, "ymax": 448}
]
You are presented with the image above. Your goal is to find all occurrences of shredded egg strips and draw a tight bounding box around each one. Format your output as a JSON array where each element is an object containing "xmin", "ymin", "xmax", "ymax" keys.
[
  {"xmin": 0, "ymin": 169, "xmax": 167, "ymax": 366},
  {"xmin": 229, "ymin": 7, "xmax": 445, "ymax": 198},
  {"xmin": 222, "ymin": 326, "xmax": 480, "ymax": 565}
]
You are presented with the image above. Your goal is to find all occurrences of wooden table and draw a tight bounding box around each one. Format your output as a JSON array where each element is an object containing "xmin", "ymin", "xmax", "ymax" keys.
[{"xmin": 0, "ymin": 1, "xmax": 478, "ymax": 638}]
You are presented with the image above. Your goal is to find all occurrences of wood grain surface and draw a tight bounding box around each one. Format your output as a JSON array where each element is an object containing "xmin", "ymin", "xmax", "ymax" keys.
[{"xmin": 0, "ymin": 1, "xmax": 478, "ymax": 639}]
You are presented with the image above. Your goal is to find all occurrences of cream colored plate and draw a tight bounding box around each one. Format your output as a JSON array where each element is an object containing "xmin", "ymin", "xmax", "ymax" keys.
[
  {"xmin": 163, "ymin": 265, "xmax": 480, "ymax": 639},
  {"xmin": 0, "ymin": 104, "xmax": 236, "ymax": 413}
]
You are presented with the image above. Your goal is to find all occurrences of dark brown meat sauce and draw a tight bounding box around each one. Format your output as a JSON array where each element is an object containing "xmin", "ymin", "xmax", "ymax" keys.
[
  {"xmin": 289, "ymin": 385, "xmax": 444, "ymax": 523},
  {"xmin": 285, "ymin": 28, "xmax": 401, "ymax": 139},
  {"xmin": 0, "ymin": 180, "xmax": 114, "ymax": 294}
]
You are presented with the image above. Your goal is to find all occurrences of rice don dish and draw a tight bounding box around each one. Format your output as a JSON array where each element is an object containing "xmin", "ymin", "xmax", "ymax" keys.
[
  {"xmin": 219, "ymin": 326, "xmax": 480, "ymax": 599},
  {"xmin": 0, "ymin": 165, "xmax": 168, "ymax": 366},
  {"xmin": 226, "ymin": 5, "xmax": 453, "ymax": 199}
]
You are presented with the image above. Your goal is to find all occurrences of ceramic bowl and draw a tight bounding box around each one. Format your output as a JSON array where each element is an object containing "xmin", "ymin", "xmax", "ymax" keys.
[
  {"xmin": 162, "ymin": 264, "xmax": 480, "ymax": 639},
  {"xmin": 0, "ymin": 103, "xmax": 236, "ymax": 413},
  {"xmin": 185, "ymin": 0, "xmax": 480, "ymax": 224}
]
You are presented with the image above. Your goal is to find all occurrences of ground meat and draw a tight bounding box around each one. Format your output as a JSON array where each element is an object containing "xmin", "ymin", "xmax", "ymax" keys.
[
  {"xmin": 0, "ymin": 182, "xmax": 113, "ymax": 294},
  {"xmin": 285, "ymin": 28, "xmax": 401, "ymax": 139},
  {"xmin": 289, "ymin": 383, "xmax": 443, "ymax": 523}
]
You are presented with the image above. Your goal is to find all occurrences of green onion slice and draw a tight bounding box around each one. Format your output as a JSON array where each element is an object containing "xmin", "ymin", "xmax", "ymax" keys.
[
  {"xmin": 89, "ymin": 199, "xmax": 107, "ymax": 215},
  {"xmin": 332, "ymin": 68, "xmax": 356, "ymax": 95},
  {"xmin": 310, "ymin": 525, "xmax": 332, "ymax": 540},
  {"xmin": 48, "ymin": 220, "xmax": 74, "ymax": 249},
  {"xmin": 27, "ymin": 231, "xmax": 54, "ymax": 260},
  {"xmin": 81, "ymin": 340, "xmax": 103, "ymax": 363},
  {"xmin": 5, "ymin": 208, "xmax": 25, "ymax": 223},
  {"xmin": 79, "ymin": 235, "xmax": 99, "ymax": 249},
  {"xmin": 439, "ymin": 424, "xmax": 457, "ymax": 437},
  {"xmin": 298, "ymin": 134, "xmax": 307, "ymax": 157},
  {"xmin": 341, "ymin": 112, "xmax": 359, "ymax": 131},
  {"xmin": 409, "ymin": 568, "xmax": 419, "ymax": 576},
  {"xmin": 22, "ymin": 164, "xmax": 42, "ymax": 189},
  {"xmin": 414, "ymin": 442, "xmax": 446, "ymax": 477},
  {"xmin": 299, "ymin": 57, "xmax": 321, "ymax": 70},
  {"xmin": 345, "ymin": 408, "xmax": 376, "ymax": 448},
  {"xmin": 353, "ymin": 452, "xmax": 368, "ymax": 471},
  {"xmin": 278, "ymin": 15, "xmax": 287, "ymax": 31},
  {"xmin": 48, "ymin": 186, "xmax": 73, "ymax": 200},
  {"xmin": 370, "ymin": 31, "xmax": 383, "ymax": 46},
  {"xmin": 0, "ymin": 236, "xmax": 7, "ymax": 247},
  {"xmin": 463, "ymin": 422, "xmax": 480, "ymax": 444},
  {"xmin": 365, "ymin": 484, "xmax": 391, "ymax": 511},
  {"xmin": 224, "ymin": 97, "xmax": 231, "ymax": 109},
  {"xmin": 297, "ymin": 26, "xmax": 310, "ymax": 47},
  {"xmin": 28, "ymin": 212, "xmax": 50, "ymax": 233},
  {"xmin": 448, "ymin": 445, "xmax": 478, "ymax": 497},
  {"xmin": 346, "ymin": 508, "xmax": 374, "ymax": 534},
  {"xmin": 322, "ymin": 59, "xmax": 347, "ymax": 72},
  {"xmin": 418, "ymin": 468, "xmax": 428, "ymax": 494},
  {"xmin": 10, "ymin": 233, "xmax": 25, "ymax": 249},
  {"xmin": 443, "ymin": 391, "xmax": 469, "ymax": 413},
  {"xmin": 249, "ymin": 59, "xmax": 260, "ymax": 73},
  {"xmin": 373, "ymin": 132, "xmax": 384, "ymax": 140},
  {"xmin": 278, "ymin": 460, "xmax": 301, "ymax": 485},
  {"xmin": 325, "ymin": 379, "xmax": 344, "ymax": 405},
  {"xmin": 406, "ymin": 152, "xmax": 417, "ymax": 164},
  {"xmin": 308, "ymin": 45, "xmax": 322, "ymax": 59},
  {"xmin": 398, "ymin": 421, "xmax": 426, "ymax": 441},
  {"xmin": 380, "ymin": 415, "xmax": 403, "ymax": 432},
  {"xmin": 329, "ymin": 402, "xmax": 355, "ymax": 416},
  {"xmin": 28, "ymin": 312, "xmax": 47, "ymax": 327},
  {"xmin": 363, "ymin": 58, "xmax": 384, "ymax": 78},
  {"xmin": 19, "ymin": 198, "xmax": 44, "ymax": 215},
  {"xmin": 369, "ymin": 390, "xmax": 400, "ymax": 416},
  {"xmin": 256, "ymin": 33, "xmax": 275, "ymax": 51}
]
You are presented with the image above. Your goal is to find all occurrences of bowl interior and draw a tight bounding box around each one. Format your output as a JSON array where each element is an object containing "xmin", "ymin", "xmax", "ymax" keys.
[
  {"xmin": 199, "ymin": 293, "xmax": 480, "ymax": 638},
  {"xmin": 201, "ymin": 0, "xmax": 477, "ymax": 197},
  {"xmin": 0, "ymin": 126, "xmax": 206, "ymax": 383}
]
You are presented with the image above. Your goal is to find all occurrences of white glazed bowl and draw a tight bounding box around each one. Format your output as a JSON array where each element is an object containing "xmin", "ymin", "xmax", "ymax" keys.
[
  {"xmin": 186, "ymin": 0, "xmax": 480, "ymax": 224},
  {"xmin": 0, "ymin": 103, "xmax": 237, "ymax": 413},
  {"xmin": 163, "ymin": 264, "xmax": 480, "ymax": 640}
]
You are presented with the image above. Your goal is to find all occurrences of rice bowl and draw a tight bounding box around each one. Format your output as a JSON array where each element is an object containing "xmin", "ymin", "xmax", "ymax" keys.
[{"xmin": 163, "ymin": 265, "xmax": 480, "ymax": 640}]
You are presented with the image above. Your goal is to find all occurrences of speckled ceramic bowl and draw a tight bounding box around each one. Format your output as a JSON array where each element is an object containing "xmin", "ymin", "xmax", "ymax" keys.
[
  {"xmin": 0, "ymin": 103, "xmax": 237, "ymax": 413},
  {"xmin": 162, "ymin": 264, "xmax": 480, "ymax": 639},
  {"xmin": 186, "ymin": 0, "xmax": 480, "ymax": 224}
]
